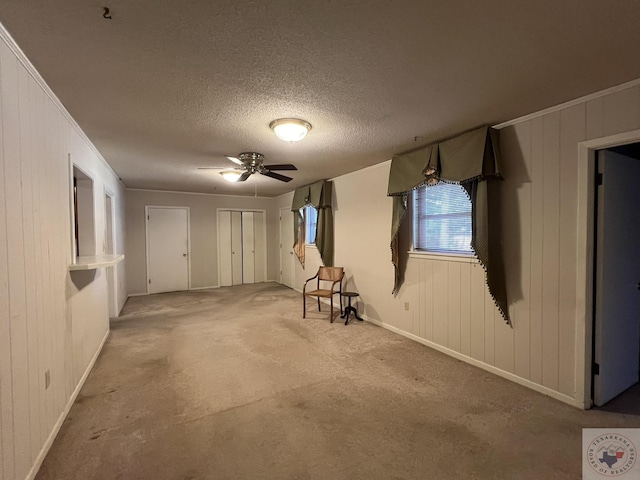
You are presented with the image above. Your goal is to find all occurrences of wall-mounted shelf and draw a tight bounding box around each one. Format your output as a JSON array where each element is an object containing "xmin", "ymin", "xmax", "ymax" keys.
[{"xmin": 69, "ymin": 254, "xmax": 124, "ymax": 271}]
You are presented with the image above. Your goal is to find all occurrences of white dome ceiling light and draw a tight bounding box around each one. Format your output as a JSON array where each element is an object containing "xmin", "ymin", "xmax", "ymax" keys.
[
  {"xmin": 269, "ymin": 118, "xmax": 312, "ymax": 142},
  {"xmin": 219, "ymin": 170, "xmax": 243, "ymax": 182}
]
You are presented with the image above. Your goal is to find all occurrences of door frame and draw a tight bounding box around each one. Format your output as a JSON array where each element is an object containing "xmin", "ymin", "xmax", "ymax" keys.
[
  {"xmin": 104, "ymin": 187, "xmax": 117, "ymax": 317},
  {"xmin": 216, "ymin": 208, "xmax": 267, "ymax": 287},
  {"xmin": 576, "ymin": 128, "xmax": 640, "ymax": 408},
  {"xmin": 279, "ymin": 206, "xmax": 294, "ymax": 287},
  {"xmin": 145, "ymin": 205, "xmax": 191, "ymax": 294}
]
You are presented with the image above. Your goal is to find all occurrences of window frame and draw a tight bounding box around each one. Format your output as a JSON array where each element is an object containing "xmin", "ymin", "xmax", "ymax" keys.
[
  {"xmin": 301, "ymin": 204, "xmax": 318, "ymax": 245},
  {"xmin": 411, "ymin": 181, "xmax": 474, "ymax": 257}
]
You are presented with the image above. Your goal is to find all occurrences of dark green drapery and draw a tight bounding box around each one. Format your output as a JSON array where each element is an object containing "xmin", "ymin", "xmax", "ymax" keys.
[
  {"xmin": 291, "ymin": 180, "xmax": 333, "ymax": 268},
  {"xmin": 388, "ymin": 126, "xmax": 509, "ymax": 324}
]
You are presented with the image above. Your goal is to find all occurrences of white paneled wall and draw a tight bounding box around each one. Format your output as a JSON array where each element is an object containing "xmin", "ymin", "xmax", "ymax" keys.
[{"xmin": 0, "ymin": 26, "xmax": 125, "ymax": 480}]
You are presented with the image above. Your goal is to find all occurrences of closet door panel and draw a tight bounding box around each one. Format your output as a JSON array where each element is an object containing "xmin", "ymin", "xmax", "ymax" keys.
[
  {"xmin": 242, "ymin": 212, "xmax": 255, "ymax": 283},
  {"xmin": 218, "ymin": 211, "xmax": 232, "ymax": 287},
  {"xmin": 231, "ymin": 211, "xmax": 243, "ymax": 285},
  {"xmin": 253, "ymin": 212, "xmax": 266, "ymax": 282}
]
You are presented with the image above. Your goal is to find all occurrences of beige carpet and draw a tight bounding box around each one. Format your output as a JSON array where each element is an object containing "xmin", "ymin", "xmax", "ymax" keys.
[{"xmin": 36, "ymin": 283, "xmax": 640, "ymax": 479}]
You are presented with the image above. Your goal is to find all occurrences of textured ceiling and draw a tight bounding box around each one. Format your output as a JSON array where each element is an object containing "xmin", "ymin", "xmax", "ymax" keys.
[{"xmin": 1, "ymin": 0, "xmax": 640, "ymax": 196}]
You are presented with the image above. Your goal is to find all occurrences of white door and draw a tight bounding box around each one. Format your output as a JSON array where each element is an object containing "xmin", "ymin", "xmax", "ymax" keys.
[
  {"xmin": 280, "ymin": 207, "xmax": 295, "ymax": 288},
  {"xmin": 146, "ymin": 207, "xmax": 189, "ymax": 294},
  {"xmin": 593, "ymin": 149, "xmax": 640, "ymax": 406}
]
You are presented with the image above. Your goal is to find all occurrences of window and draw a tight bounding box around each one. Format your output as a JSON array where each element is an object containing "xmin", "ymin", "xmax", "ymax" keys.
[
  {"xmin": 301, "ymin": 205, "xmax": 318, "ymax": 244},
  {"xmin": 413, "ymin": 182, "xmax": 473, "ymax": 255},
  {"xmin": 71, "ymin": 165, "xmax": 96, "ymax": 258}
]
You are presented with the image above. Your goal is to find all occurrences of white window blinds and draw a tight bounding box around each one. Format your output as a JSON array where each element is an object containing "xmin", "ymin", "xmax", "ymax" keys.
[{"xmin": 413, "ymin": 182, "xmax": 473, "ymax": 254}]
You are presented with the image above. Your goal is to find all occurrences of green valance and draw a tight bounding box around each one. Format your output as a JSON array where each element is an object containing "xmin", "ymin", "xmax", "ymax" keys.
[
  {"xmin": 388, "ymin": 126, "xmax": 509, "ymax": 325},
  {"xmin": 388, "ymin": 126, "xmax": 501, "ymax": 195},
  {"xmin": 291, "ymin": 180, "xmax": 334, "ymax": 268}
]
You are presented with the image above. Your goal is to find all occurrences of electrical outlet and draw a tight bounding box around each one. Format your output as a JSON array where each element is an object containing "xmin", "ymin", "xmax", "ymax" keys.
[
  {"xmin": 404, "ymin": 302, "xmax": 410, "ymax": 311},
  {"xmin": 45, "ymin": 370, "xmax": 51, "ymax": 389}
]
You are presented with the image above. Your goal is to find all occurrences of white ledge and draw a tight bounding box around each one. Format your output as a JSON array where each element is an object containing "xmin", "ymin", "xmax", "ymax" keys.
[
  {"xmin": 408, "ymin": 251, "xmax": 479, "ymax": 264},
  {"xmin": 69, "ymin": 254, "xmax": 124, "ymax": 271}
]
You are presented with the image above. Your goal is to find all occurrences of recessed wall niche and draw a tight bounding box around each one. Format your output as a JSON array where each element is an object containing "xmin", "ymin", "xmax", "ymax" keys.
[{"xmin": 71, "ymin": 165, "xmax": 96, "ymax": 258}]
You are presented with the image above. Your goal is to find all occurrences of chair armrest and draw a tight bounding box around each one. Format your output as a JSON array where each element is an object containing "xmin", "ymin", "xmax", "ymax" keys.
[{"xmin": 303, "ymin": 274, "xmax": 319, "ymax": 293}]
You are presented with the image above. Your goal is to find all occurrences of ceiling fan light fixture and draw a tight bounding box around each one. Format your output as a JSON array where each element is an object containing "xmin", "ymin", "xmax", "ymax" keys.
[
  {"xmin": 220, "ymin": 170, "xmax": 242, "ymax": 182},
  {"xmin": 269, "ymin": 118, "xmax": 311, "ymax": 142}
]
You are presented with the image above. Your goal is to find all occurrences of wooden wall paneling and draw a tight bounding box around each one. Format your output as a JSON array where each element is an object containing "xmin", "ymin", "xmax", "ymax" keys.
[
  {"xmin": 585, "ymin": 97, "xmax": 605, "ymax": 140},
  {"xmin": 506, "ymin": 122, "xmax": 533, "ymax": 379},
  {"xmin": 418, "ymin": 260, "xmax": 428, "ymax": 340},
  {"xmin": 0, "ymin": 39, "xmax": 13, "ymax": 480},
  {"xmin": 483, "ymin": 283, "xmax": 496, "ymax": 366},
  {"xmin": 19, "ymin": 62, "xmax": 42, "ymax": 463},
  {"xmin": 37, "ymin": 88, "xmax": 54, "ymax": 435},
  {"xmin": 602, "ymin": 85, "xmax": 640, "ymax": 136},
  {"xmin": 409, "ymin": 263, "xmax": 419, "ymax": 336},
  {"xmin": 45, "ymin": 101, "xmax": 59, "ymax": 426},
  {"xmin": 447, "ymin": 262, "xmax": 461, "ymax": 352},
  {"xmin": 1, "ymin": 42, "xmax": 32, "ymax": 478},
  {"xmin": 541, "ymin": 111, "xmax": 561, "ymax": 391},
  {"xmin": 494, "ymin": 310, "xmax": 514, "ymax": 373},
  {"xmin": 469, "ymin": 263, "xmax": 485, "ymax": 361},
  {"xmin": 558, "ymin": 104, "xmax": 586, "ymax": 397},
  {"xmin": 459, "ymin": 263, "xmax": 472, "ymax": 357},
  {"xmin": 56, "ymin": 119, "xmax": 72, "ymax": 402},
  {"xmin": 432, "ymin": 261, "xmax": 448, "ymax": 346},
  {"xmin": 494, "ymin": 121, "xmax": 518, "ymax": 373},
  {"xmin": 49, "ymin": 105, "xmax": 63, "ymax": 416},
  {"xmin": 529, "ymin": 117, "xmax": 545, "ymax": 384},
  {"xmin": 30, "ymin": 78, "xmax": 47, "ymax": 447},
  {"xmin": 416, "ymin": 260, "xmax": 424, "ymax": 338}
]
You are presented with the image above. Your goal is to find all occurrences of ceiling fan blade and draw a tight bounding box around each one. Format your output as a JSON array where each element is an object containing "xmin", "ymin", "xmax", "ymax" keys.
[
  {"xmin": 262, "ymin": 164, "xmax": 297, "ymax": 171},
  {"xmin": 261, "ymin": 171, "xmax": 293, "ymax": 182},
  {"xmin": 226, "ymin": 156, "xmax": 243, "ymax": 165},
  {"xmin": 197, "ymin": 167, "xmax": 225, "ymax": 170},
  {"xmin": 237, "ymin": 171, "xmax": 252, "ymax": 182}
]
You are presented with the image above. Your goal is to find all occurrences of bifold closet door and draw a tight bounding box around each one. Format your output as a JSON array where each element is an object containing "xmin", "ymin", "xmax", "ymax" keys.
[{"xmin": 218, "ymin": 210, "xmax": 265, "ymax": 286}]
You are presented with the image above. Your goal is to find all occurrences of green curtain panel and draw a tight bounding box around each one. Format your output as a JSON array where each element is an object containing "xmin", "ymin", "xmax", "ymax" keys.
[
  {"xmin": 291, "ymin": 180, "xmax": 334, "ymax": 268},
  {"xmin": 388, "ymin": 126, "xmax": 509, "ymax": 324}
]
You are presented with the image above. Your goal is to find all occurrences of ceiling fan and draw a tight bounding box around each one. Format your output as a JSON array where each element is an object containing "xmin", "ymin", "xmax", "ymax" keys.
[{"xmin": 198, "ymin": 152, "xmax": 297, "ymax": 182}]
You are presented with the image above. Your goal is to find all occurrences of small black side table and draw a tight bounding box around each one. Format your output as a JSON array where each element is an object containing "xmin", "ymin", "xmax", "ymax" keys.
[{"xmin": 341, "ymin": 292, "xmax": 363, "ymax": 325}]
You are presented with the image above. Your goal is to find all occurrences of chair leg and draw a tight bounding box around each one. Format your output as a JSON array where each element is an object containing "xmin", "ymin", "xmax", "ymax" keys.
[
  {"xmin": 303, "ymin": 295, "xmax": 306, "ymax": 318},
  {"xmin": 317, "ymin": 297, "xmax": 321, "ymax": 312},
  {"xmin": 330, "ymin": 296, "xmax": 334, "ymax": 323}
]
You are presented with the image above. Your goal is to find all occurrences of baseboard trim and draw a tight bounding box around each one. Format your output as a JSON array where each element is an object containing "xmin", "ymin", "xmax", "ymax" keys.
[
  {"xmin": 189, "ymin": 285, "xmax": 218, "ymax": 291},
  {"xmin": 363, "ymin": 316, "xmax": 582, "ymax": 409},
  {"xmin": 25, "ymin": 328, "xmax": 110, "ymax": 480}
]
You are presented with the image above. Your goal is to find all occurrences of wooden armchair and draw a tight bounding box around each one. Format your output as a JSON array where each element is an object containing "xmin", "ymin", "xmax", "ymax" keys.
[{"xmin": 303, "ymin": 267, "xmax": 344, "ymax": 322}]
